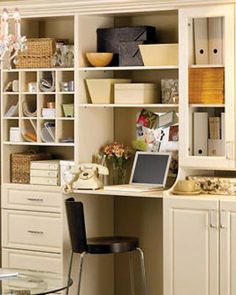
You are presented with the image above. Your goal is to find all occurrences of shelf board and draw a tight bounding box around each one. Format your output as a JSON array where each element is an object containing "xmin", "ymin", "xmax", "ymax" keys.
[
  {"xmin": 2, "ymin": 92, "xmax": 19, "ymax": 95},
  {"xmin": 190, "ymin": 64, "xmax": 224, "ymax": 68},
  {"xmin": 189, "ymin": 104, "xmax": 225, "ymax": 108},
  {"xmin": 79, "ymin": 65, "xmax": 179, "ymax": 71},
  {"xmin": 3, "ymin": 117, "xmax": 74, "ymax": 120},
  {"xmin": 3, "ymin": 141, "xmax": 75, "ymax": 146},
  {"xmin": 79, "ymin": 103, "xmax": 179, "ymax": 108},
  {"xmin": 2, "ymin": 67, "xmax": 75, "ymax": 72},
  {"xmin": 3, "ymin": 117, "xmax": 19, "ymax": 120}
]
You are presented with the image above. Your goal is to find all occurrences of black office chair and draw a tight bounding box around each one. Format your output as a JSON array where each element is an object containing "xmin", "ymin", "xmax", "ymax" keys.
[{"xmin": 65, "ymin": 197, "xmax": 148, "ymax": 295}]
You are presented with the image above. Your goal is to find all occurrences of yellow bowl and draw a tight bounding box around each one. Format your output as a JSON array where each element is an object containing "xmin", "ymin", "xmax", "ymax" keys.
[{"xmin": 86, "ymin": 52, "xmax": 113, "ymax": 67}]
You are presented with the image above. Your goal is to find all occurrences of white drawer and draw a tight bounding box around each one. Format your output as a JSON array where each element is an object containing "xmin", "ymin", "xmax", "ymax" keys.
[
  {"xmin": 2, "ymin": 210, "xmax": 62, "ymax": 253},
  {"xmin": 2, "ymin": 248, "xmax": 63, "ymax": 274},
  {"xmin": 2, "ymin": 186, "xmax": 62, "ymax": 212}
]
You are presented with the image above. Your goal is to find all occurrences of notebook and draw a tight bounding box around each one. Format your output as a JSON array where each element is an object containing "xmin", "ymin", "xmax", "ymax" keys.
[{"xmin": 104, "ymin": 152, "xmax": 171, "ymax": 192}]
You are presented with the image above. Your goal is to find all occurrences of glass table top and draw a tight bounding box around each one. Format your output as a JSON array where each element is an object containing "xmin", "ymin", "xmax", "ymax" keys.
[{"xmin": 0, "ymin": 268, "xmax": 72, "ymax": 295}]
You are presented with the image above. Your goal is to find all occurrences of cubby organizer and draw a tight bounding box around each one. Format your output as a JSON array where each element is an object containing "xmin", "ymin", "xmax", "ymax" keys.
[{"xmin": 1, "ymin": 68, "xmax": 75, "ymax": 146}]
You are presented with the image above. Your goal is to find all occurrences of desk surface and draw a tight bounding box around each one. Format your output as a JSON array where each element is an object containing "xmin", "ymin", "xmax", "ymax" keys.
[
  {"xmin": 72, "ymin": 188, "xmax": 165, "ymax": 198},
  {"xmin": 0, "ymin": 268, "xmax": 72, "ymax": 295}
]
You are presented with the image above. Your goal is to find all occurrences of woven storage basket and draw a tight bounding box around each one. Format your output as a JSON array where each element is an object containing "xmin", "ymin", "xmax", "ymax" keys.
[
  {"xmin": 10, "ymin": 151, "xmax": 51, "ymax": 184},
  {"xmin": 25, "ymin": 38, "xmax": 56, "ymax": 56},
  {"xmin": 15, "ymin": 55, "xmax": 53, "ymax": 68}
]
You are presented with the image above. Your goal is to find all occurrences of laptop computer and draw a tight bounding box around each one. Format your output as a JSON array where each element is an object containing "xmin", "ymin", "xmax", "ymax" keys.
[{"xmin": 104, "ymin": 151, "xmax": 171, "ymax": 192}]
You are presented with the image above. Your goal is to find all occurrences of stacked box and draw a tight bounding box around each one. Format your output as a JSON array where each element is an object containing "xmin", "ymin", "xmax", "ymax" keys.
[
  {"xmin": 30, "ymin": 160, "xmax": 60, "ymax": 186},
  {"xmin": 97, "ymin": 26, "xmax": 156, "ymax": 66}
]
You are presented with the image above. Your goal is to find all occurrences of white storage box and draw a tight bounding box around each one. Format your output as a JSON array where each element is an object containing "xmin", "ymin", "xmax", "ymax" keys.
[
  {"xmin": 86, "ymin": 79, "xmax": 131, "ymax": 104},
  {"xmin": 30, "ymin": 176, "xmax": 58, "ymax": 186},
  {"xmin": 114, "ymin": 83, "xmax": 158, "ymax": 104},
  {"xmin": 139, "ymin": 43, "xmax": 178, "ymax": 66},
  {"xmin": 30, "ymin": 160, "xmax": 60, "ymax": 170}
]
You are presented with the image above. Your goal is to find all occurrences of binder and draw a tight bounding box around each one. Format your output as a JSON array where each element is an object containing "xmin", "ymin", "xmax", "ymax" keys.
[
  {"xmin": 208, "ymin": 139, "xmax": 224, "ymax": 156},
  {"xmin": 221, "ymin": 112, "xmax": 225, "ymax": 140},
  {"xmin": 208, "ymin": 17, "xmax": 223, "ymax": 65},
  {"xmin": 193, "ymin": 112, "xmax": 208, "ymax": 156},
  {"xmin": 194, "ymin": 18, "xmax": 209, "ymax": 64},
  {"xmin": 209, "ymin": 117, "xmax": 220, "ymax": 139}
]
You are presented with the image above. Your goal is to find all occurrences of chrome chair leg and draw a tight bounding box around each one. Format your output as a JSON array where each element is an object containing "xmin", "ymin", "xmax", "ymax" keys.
[
  {"xmin": 66, "ymin": 251, "xmax": 73, "ymax": 295},
  {"xmin": 77, "ymin": 251, "xmax": 87, "ymax": 295},
  {"xmin": 129, "ymin": 251, "xmax": 135, "ymax": 295},
  {"xmin": 136, "ymin": 247, "xmax": 148, "ymax": 295}
]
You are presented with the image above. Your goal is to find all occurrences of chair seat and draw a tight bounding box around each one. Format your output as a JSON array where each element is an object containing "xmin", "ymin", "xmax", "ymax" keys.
[{"xmin": 87, "ymin": 236, "xmax": 139, "ymax": 254}]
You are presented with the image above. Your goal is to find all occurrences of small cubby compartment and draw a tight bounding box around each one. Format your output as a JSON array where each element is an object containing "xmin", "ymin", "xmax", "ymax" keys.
[
  {"xmin": 3, "ymin": 95, "xmax": 19, "ymax": 118},
  {"xmin": 57, "ymin": 94, "xmax": 74, "ymax": 118},
  {"xmin": 20, "ymin": 119, "xmax": 37, "ymax": 142},
  {"xmin": 56, "ymin": 120, "xmax": 74, "ymax": 144},
  {"xmin": 3, "ymin": 119, "xmax": 19, "ymax": 142},
  {"xmin": 20, "ymin": 94, "xmax": 37, "ymax": 118},
  {"xmin": 188, "ymin": 106, "xmax": 225, "ymax": 157},
  {"xmin": 2, "ymin": 72, "xmax": 19, "ymax": 93},
  {"xmin": 39, "ymin": 119, "xmax": 56, "ymax": 143},
  {"xmin": 38, "ymin": 71, "xmax": 56, "ymax": 93},
  {"xmin": 78, "ymin": 10, "xmax": 178, "ymax": 67},
  {"xmin": 56, "ymin": 70, "xmax": 74, "ymax": 93},
  {"xmin": 38, "ymin": 94, "xmax": 56, "ymax": 118},
  {"xmin": 20, "ymin": 71, "xmax": 37, "ymax": 92}
]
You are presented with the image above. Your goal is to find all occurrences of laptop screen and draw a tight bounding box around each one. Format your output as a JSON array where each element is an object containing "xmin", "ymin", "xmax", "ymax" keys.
[{"xmin": 131, "ymin": 152, "xmax": 171, "ymax": 186}]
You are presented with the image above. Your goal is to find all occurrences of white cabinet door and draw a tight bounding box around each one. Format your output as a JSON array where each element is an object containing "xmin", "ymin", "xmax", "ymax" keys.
[
  {"xmin": 219, "ymin": 200, "xmax": 236, "ymax": 295},
  {"xmin": 179, "ymin": 5, "xmax": 235, "ymax": 169},
  {"xmin": 164, "ymin": 197, "xmax": 219, "ymax": 295}
]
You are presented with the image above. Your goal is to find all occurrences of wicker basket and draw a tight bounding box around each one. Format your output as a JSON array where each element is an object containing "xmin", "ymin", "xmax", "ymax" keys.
[
  {"xmin": 10, "ymin": 151, "xmax": 51, "ymax": 184},
  {"xmin": 189, "ymin": 67, "xmax": 224, "ymax": 104},
  {"xmin": 15, "ymin": 55, "xmax": 53, "ymax": 68},
  {"xmin": 25, "ymin": 38, "xmax": 56, "ymax": 56}
]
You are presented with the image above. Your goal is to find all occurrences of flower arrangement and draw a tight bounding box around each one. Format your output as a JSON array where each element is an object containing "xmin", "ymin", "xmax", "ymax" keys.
[
  {"xmin": 103, "ymin": 141, "xmax": 133, "ymax": 165},
  {"xmin": 102, "ymin": 141, "xmax": 133, "ymax": 184}
]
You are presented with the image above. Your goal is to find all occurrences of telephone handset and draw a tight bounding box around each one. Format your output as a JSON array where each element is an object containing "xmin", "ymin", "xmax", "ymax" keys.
[{"xmin": 63, "ymin": 163, "xmax": 109, "ymax": 193}]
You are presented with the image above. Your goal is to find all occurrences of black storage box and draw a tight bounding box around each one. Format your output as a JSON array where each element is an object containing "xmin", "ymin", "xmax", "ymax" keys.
[
  {"xmin": 97, "ymin": 26, "xmax": 156, "ymax": 65},
  {"xmin": 119, "ymin": 41, "xmax": 144, "ymax": 66}
]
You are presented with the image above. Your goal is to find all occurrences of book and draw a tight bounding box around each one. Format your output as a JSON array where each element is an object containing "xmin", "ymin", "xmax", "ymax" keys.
[
  {"xmin": 208, "ymin": 17, "xmax": 223, "ymax": 64},
  {"xmin": 209, "ymin": 117, "xmax": 220, "ymax": 139}
]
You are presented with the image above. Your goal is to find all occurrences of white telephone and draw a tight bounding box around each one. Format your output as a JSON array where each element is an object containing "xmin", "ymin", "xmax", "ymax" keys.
[{"xmin": 63, "ymin": 163, "xmax": 109, "ymax": 193}]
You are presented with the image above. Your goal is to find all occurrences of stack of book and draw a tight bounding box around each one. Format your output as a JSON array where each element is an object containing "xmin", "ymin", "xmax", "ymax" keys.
[{"xmin": 30, "ymin": 160, "xmax": 60, "ymax": 186}]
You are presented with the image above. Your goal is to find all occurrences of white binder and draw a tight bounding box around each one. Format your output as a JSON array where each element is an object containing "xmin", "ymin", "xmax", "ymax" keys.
[
  {"xmin": 221, "ymin": 112, "xmax": 225, "ymax": 140},
  {"xmin": 193, "ymin": 112, "xmax": 208, "ymax": 156},
  {"xmin": 194, "ymin": 18, "xmax": 209, "ymax": 64},
  {"xmin": 208, "ymin": 17, "xmax": 223, "ymax": 65}
]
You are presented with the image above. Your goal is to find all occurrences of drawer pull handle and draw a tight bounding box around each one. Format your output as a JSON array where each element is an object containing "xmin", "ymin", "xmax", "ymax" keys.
[
  {"xmin": 27, "ymin": 198, "xmax": 44, "ymax": 202},
  {"xmin": 27, "ymin": 230, "xmax": 44, "ymax": 235}
]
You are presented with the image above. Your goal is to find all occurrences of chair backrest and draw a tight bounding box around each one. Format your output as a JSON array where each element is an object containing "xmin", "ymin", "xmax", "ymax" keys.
[{"xmin": 65, "ymin": 198, "xmax": 88, "ymax": 253}]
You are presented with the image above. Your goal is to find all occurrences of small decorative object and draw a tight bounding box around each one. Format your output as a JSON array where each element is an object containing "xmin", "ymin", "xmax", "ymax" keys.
[
  {"xmin": 10, "ymin": 127, "xmax": 22, "ymax": 142},
  {"xmin": 102, "ymin": 141, "xmax": 133, "ymax": 185},
  {"xmin": 187, "ymin": 176, "xmax": 236, "ymax": 195},
  {"xmin": 137, "ymin": 109, "xmax": 159, "ymax": 129},
  {"xmin": 28, "ymin": 82, "xmax": 37, "ymax": 92},
  {"xmin": 161, "ymin": 79, "xmax": 179, "ymax": 104},
  {"xmin": 86, "ymin": 52, "xmax": 113, "ymax": 67},
  {"xmin": 61, "ymin": 44, "xmax": 74, "ymax": 67},
  {"xmin": 0, "ymin": 8, "xmax": 27, "ymax": 64}
]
